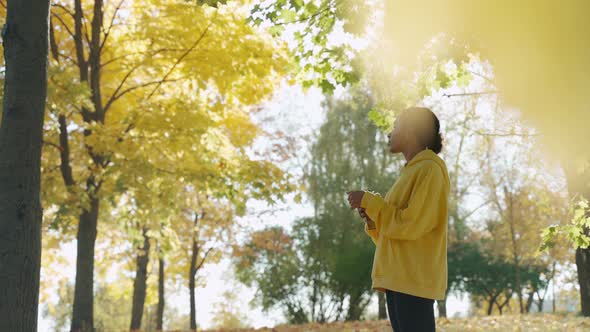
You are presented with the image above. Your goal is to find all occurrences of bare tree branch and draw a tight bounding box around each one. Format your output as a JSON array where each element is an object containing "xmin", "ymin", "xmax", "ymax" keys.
[
  {"xmin": 49, "ymin": 17, "xmax": 60, "ymax": 62},
  {"xmin": 74, "ymin": 0, "xmax": 89, "ymax": 81},
  {"xmin": 51, "ymin": 12, "xmax": 76, "ymax": 39},
  {"xmin": 103, "ymin": 62, "xmax": 143, "ymax": 113},
  {"xmin": 101, "ymin": 48, "xmax": 191, "ymax": 68},
  {"xmin": 52, "ymin": 3, "xmax": 75, "ymax": 17},
  {"xmin": 42, "ymin": 140, "xmax": 63, "ymax": 152},
  {"xmin": 83, "ymin": 12, "xmax": 92, "ymax": 48},
  {"xmin": 57, "ymin": 51, "xmax": 79, "ymax": 66},
  {"xmin": 146, "ymin": 19, "xmax": 215, "ymax": 100},
  {"xmin": 100, "ymin": 0, "xmax": 126, "ymax": 53},
  {"xmin": 468, "ymin": 69, "xmax": 495, "ymax": 85},
  {"xmin": 58, "ymin": 115, "xmax": 76, "ymax": 187},
  {"xmin": 474, "ymin": 129, "xmax": 540, "ymax": 137},
  {"xmin": 196, "ymin": 247, "xmax": 213, "ymax": 272},
  {"xmin": 106, "ymin": 76, "xmax": 188, "ymax": 108},
  {"xmin": 462, "ymin": 199, "xmax": 493, "ymax": 221},
  {"xmin": 457, "ymin": 173, "xmax": 479, "ymax": 198},
  {"xmin": 444, "ymin": 91, "xmax": 499, "ymax": 98}
]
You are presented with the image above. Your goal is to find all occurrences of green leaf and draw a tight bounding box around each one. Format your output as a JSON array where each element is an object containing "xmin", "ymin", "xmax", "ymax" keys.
[
  {"xmin": 267, "ymin": 25, "xmax": 285, "ymax": 37},
  {"xmin": 319, "ymin": 79, "xmax": 335, "ymax": 94},
  {"xmin": 196, "ymin": 0, "xmax": 227, "ymax": 8},
  {"xmin": 367, "ymin": 108, "xmax": 392, "ymax": 131},
  {"xmin": 304, "ymin": 2, "xmax": 318, "ymax": 14},
  {"xmin": 292, "ymin": 0, "xmax": 304, "ymax": 10},
  {"xmin": 280, "ymin": 9, "xmax": 297, "ymax": 22},
  {"xmin": 436, "ymin": 67, "xmax": 452, "ymax": 89}
]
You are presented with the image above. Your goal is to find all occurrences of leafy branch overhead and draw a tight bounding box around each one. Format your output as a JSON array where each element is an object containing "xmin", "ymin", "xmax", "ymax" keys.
[{"xmin": 249, "ymin": 0, "xmax": 370, "ymax": 94}]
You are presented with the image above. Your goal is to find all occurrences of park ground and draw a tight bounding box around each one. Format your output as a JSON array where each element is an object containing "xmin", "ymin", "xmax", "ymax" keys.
[{"xmin": 196, "ymin": 314, "xmax": 590, "ymax": 332}]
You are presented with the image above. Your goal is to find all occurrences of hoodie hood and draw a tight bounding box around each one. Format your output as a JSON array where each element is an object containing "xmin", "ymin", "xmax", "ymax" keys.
[{"xmin": 405, "ymin": 148, "xmax": 450, "ymax": 187}]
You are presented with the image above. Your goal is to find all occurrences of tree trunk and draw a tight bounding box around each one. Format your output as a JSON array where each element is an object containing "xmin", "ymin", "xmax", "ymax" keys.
[
  {"xmin": 0, "ymin": 1, "xmax": 49, "ymax": 330},
  {"xmin": 487, "ymin": 298, "xmax": 495, "ymax": 315},
  {"xmin": 576, "ymin": 247, "xmax": 590, "ymax": 316},
  {"xmin": 437, "ymin": 298, "xmax": 448, "ymax": 318},
  {"xmin": 345, "ymin": 293, "xmax": 364, "ymax": 321},
  {"xmin": 486, "ymin": 292, "xmax": 499, "ymax": 316},
  {"xmin": 496, "ymin": 291, "xmax": 512, "ymax": 315},
  {"xmin": 189, "ymin": 215, "xmax": 199, "ymax": 331},
  {"xmin": 310, "ymin": 278, "xmax": 317, "ymax": 322},
  {"xmin": 70, "ymin": 0, "xmax": 106, "ymax": 330},
  {"xmin": 535, "ymin": 263, "xmax": 553, "ymax": 313},
  {"xmin": 189, "ymin": 245, "xmax": 198, "ymax": 331},
  {"xmin": 525, "ymin": 289, "xmax": 535, "ymax": 313},
  {"xmin": 552, "ymin": 277, "xmax": 556, "ymax": 313},
  {"xmin": 537, "ymin": 296, "xmax": 545, "ymax": 313},
  {"xmin": 378, "ymin": 292, "xmax": 387, "ymax": 319},
  {"xmin": 437, "ymin": 290, "xmax": 450, "ymax": 318},
  {"xmin": 157, "ymin": 255, "xmax": 165, "ymax": 331},
  {"xmin": 505, "ymin": 187, "xmax": 524, "ymax": 314},
  {"xmin": 516, "ymin": 284, "xmax": 524, "ymax": 313},
  {"xmin": 130, "ymin": 227, "xmax": 151, "ymax": 331},
  {"xmin": 564, "ymin": 164, "xmax": 590, "ymax": 317},
  {"xmin": 71, "ymin": 195, "xmax": 99, "ymax": 332}
]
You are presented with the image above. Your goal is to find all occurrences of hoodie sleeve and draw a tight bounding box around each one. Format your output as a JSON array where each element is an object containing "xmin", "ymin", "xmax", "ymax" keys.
[
  {"xmin": 364, "ymin": 219, "xmax": 379, "ymax": 245},
  {"xmin": 360, "ymin": 163, "xmax": 446, "ymax": 241}
]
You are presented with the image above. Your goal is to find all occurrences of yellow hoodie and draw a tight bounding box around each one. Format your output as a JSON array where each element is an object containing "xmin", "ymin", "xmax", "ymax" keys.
[{"xmin": 360, "ymin": 148, "xmax": 450, "ymax": 300}]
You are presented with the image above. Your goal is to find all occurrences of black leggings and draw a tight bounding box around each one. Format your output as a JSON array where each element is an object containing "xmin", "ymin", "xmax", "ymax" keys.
[{"xmin": 385, "ymin": 290, "xmax": 436, "ymax": 332}]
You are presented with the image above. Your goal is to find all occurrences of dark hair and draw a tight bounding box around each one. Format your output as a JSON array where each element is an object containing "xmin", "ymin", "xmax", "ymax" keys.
[{"xmin": 399, "ymin": 107, "xmax": 444, "ymax": 154}]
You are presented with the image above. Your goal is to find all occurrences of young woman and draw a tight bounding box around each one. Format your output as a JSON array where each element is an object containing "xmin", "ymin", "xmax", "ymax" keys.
[{"xmin": 347, "ymin": 107, "xmax": 450, "ymax": 332}]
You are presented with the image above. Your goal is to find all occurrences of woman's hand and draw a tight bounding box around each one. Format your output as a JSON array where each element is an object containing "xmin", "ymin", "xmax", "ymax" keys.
[
  {"xmin": 358, "ymin": 207, "xmax": 369, "ymax": 220},
  {"xmin": 358, "ymin": 207, "xmax": 376, "ymax": 230},
  {"xmin": 346, "ymin": 190, "xmax": 364, "ymax": 209}
]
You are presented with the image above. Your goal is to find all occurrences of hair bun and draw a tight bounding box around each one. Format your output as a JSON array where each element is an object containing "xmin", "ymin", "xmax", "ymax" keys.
[{"xmin": 432, "ymin": 131, "xmax": 443, "ymax": 154}]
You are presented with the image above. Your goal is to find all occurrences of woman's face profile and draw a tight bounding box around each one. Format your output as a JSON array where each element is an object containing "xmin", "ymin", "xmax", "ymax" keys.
[{"xmin": 387, "ymin": 118, "xmax": 404, "ymax": 154}]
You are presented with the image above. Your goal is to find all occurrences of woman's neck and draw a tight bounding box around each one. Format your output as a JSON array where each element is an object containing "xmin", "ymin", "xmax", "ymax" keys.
[{"xmin": 402, "ymin": 145, "xmax": 425, "ymax": 164}]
